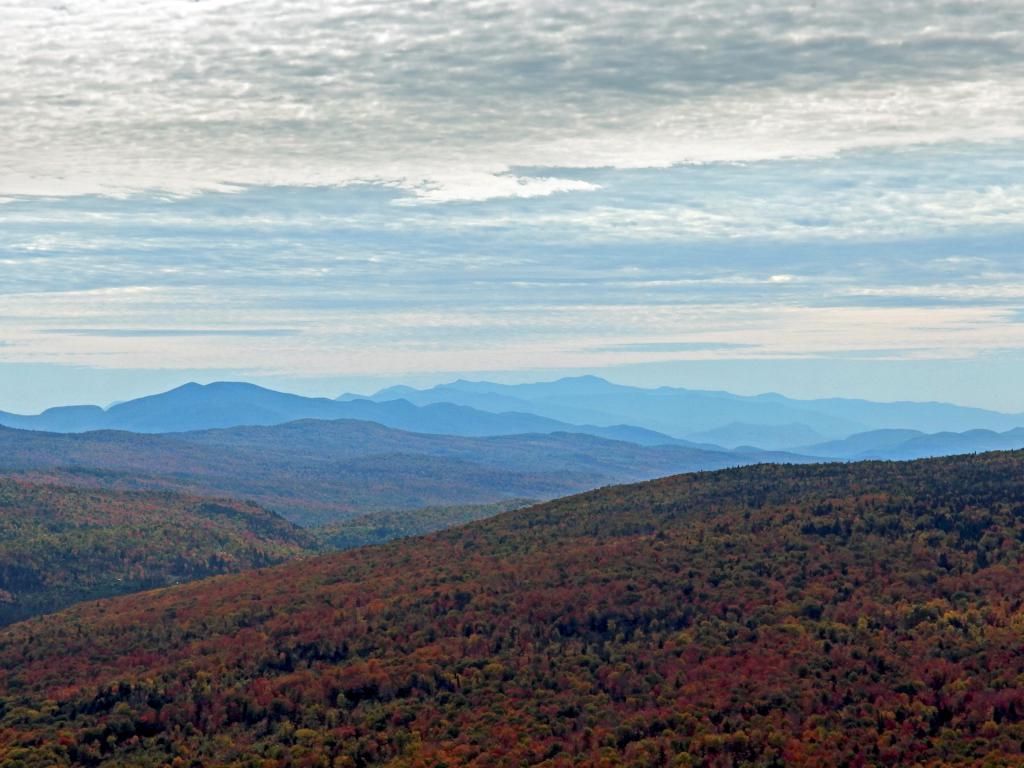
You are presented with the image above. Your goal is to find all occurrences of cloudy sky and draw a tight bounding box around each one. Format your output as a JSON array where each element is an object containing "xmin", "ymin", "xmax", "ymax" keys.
[{"xmin": 2, "ymin": 0, "xmax": 1023, "ymax": 412}]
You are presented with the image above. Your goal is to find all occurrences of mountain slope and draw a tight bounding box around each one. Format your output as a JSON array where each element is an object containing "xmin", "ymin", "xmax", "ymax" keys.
[
  {"xmin": 0, "ymin": 421, "xmax": 782, "ymax": 526},
  {"xmin": 3, "ymin": 452, "xmax": 1024, "ymax": 765},
  {"xmin": 0, "ymin": 480, "xmax": 313, "ymax": 625},
  {"xmin": 314, "ymin": 499, "xmax": 535, "ymax": 550},
  {"xmin": 0, "ymin": 405, "xmax": 108, "ymax": 433}
]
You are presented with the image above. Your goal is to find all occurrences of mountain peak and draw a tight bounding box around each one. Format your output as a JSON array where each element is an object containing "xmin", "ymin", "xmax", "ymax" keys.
[
  {"xmin": 547, "ymin": 374, "xmax": 615, "ymax": 391},
  {"xmin": 158, "ymin": 381, "xmax": 281, "ymax": 398}
]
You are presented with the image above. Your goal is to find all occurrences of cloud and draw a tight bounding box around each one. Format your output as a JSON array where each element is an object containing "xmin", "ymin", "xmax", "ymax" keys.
[
  {"xmin": 398, "ymin": 174, "xmax": 601, "ymax": 205},
  {"xmin": 2, "ymin": 0, "xmax": 1022, "ymax": 198},
  {"xmin": 2, "ymin": 3, "xmax": 1023, "ymax": 387},
  {"xmin": 40, "ymin": 328, "xmax": 300, "ymax": 337},
  {"xmin": 812, "ymin": 347, "xmax": 938, "ymax": 360},
  {"xmin": 1, "ymin": 140, "xmax": 1022, "ymax": 380},
  {"xmin": 591, "ymin": 342, "xmax": 759, "ymax": 353}
]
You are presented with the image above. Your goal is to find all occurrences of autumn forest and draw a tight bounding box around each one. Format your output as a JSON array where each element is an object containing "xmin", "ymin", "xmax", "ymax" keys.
[
  {"xmin": 2, "ymin": 452, "xmax": 1024, "ymax": 766},
  {"xmin": 4, "ymin": 0, "xmax": 1024, "ymax": 763}
]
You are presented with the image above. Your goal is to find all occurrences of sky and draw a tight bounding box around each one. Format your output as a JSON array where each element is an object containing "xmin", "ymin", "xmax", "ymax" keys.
[{"xmin": 1, "ymin": 0, "xmax": 1023, "ymax": 413}]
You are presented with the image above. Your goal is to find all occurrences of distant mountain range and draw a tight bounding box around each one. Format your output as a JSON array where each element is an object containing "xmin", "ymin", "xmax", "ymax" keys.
[
  {"xmin": 346, "ymin": 375, "xmax": 1024, "ymax": 440},
  {"xmin": 800, "ymin": 426, "xmax": 1024, "ymax": 461},
  {"xmin": 4, "ymin": 377, "xmax": 1022, "ymax": 456},
  {"xmin": 686, "ymin": 421, "xmax": 828, "ymax": 450},
  {"xmin": 0, "ymin": 420, "xmax": 803, "ymax": 526},
  {"xmin": 0, "ymin": 381, "xmax": 705, "ymax": 447}
]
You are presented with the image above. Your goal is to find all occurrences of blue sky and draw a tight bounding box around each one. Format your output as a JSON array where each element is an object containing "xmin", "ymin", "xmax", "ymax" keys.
[{"xmin": 1, "ymin": 1, "xmax": 1023, "ymax": 413}]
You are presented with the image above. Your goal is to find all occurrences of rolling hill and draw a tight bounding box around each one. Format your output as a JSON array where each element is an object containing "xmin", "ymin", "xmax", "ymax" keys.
[
  {"xmin": 0, "ymin": 480, "xmax": 313, "ymax": 625},
  {"xmin": 2, "ymin": 452, "xmax": 1024, "ymax": 765},
  {"xmin": 0, "ymin": 421, "xmax": 797, "ymax": 526}
]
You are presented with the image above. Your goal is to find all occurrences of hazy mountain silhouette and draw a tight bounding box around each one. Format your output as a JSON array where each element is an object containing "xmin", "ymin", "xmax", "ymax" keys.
[
  {"xmin": 346, "ymin": 376, "xmax": 1024, "ymax": 438},
  {"xmin": 4, "ymin": 377, "xmax": 1021, "ymax": 451},
  {"xmin": 686, "ymin": 421, "xmax": 827, "ymax": 450},
  {"xmin": 801, "ymin": 426, "xmax": 1024, "ymax": 460},
  {"xmin": 0, "ymin": 381, "xmax": 697, "ymax": 447}
]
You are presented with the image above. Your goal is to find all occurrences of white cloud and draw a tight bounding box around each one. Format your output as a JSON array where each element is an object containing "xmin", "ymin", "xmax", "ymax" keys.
[
  {"xmin": 2, "ymin": 0, "xmax": 1022, "ymax": 199},
  {"xmin": 3, "ymin": 1, "xmax": 1024, "ymax": 385},
  {"xmin": 396, "ymin": 173, "xmax": 601, "ymax": 204}
]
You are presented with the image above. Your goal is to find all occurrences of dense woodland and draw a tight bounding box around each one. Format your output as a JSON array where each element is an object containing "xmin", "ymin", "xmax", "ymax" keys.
[
  {"xmin": 0, "ymin": 422, "xmax": 755, "ymax": 526},
  {"xmin": 0, "ymin": 480, "xmax": 313, "ymax": 625},
  {"xmin": 314, "ymin": 500, "xmax": 534, "ymax": 550},
  {"xmin": 2, "ymin": 452, "xmax": 1024, "ymax": 765}
]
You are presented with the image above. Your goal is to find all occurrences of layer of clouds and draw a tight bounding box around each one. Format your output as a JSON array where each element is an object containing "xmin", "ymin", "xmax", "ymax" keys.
[
  {"xmin": 40, "ymin": 328, "xmax": 300, "ymax": 337},
  {"xmin": 2, "ymin": 0, "xmax": 1023, "ymax": 198},
  {"xmin": 3, "ymin": 1, "xmax": 1022, "ymax": 386},
  {"xmin": 1, "ymin": 144, "xmax": 1022, "ymax": 376}
]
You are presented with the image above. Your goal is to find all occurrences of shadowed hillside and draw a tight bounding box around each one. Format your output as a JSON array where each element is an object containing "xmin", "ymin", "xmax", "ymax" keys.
[
  {"xmin": 0, "ymin": 421, "xmax": 799, "ymax": 526},
  {"xmin": 2, "ymin": 452, "xmax": 1024, "ymax": 765},
  {"xmin": 314, "ymin": 499, "xmax": 535, "ymax": 550},
  {"xmin": 0, "ymin": 480, "xmax": 313, "ymax": 625}
]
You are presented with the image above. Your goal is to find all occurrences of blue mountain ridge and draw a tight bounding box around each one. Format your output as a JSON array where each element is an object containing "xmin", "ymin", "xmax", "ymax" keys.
[
  {"xmin": 344, "ymin": 375, "xmax": 1024, "ymax": 440},
  {"xmin": 0, "ymin": 381, "xmax": 707, "ymax": 447}
]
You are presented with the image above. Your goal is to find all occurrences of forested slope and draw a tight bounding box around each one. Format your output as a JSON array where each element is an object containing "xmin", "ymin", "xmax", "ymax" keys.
[
  {"xmin": 313, "ymin": 499, "xmax": 534, "ymax": 550},
  {"xmin": 0, "ymin": 421, "xmax": 783, "ymax": 525},
  {"xmin": 3, "ymin": 453, "xmax": 1024, "ymax": 765},
  {"xmin": 0, "ymin": 480, "xmax": 313, "ymax": 625}
]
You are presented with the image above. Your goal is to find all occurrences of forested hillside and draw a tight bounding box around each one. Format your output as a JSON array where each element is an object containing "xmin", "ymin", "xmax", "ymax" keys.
[
  {"xmin": 2, "ymin": 452, "xmax": 1024, "ymax": 765},
  {"xmin": 0, "ymin": 421, "xmax": 784, "ymax": 525},
  {"xmin": 0, "ymin": 480, "xmax": 313, "ymax": 625},
  {"xmin": 314, "ymin": 499, "xmax": 534, "ymax": 550}
]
